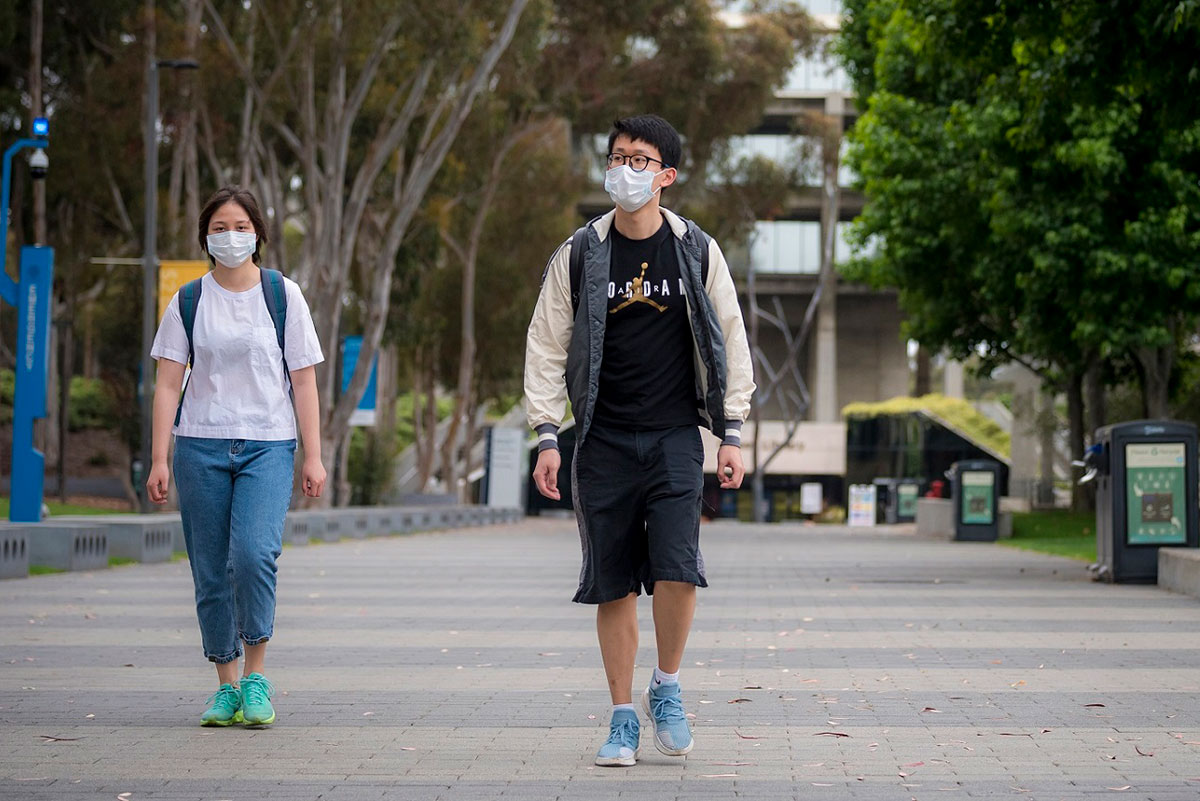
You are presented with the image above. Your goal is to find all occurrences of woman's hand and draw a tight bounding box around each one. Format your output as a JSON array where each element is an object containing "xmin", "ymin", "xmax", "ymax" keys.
[
  {"xmin": 146, "ymin": 462, "xmax": 171, "ymax": 504},
  {"xmin": 301, "ymin": 454, "xmax": 327, "ymax": 498}
]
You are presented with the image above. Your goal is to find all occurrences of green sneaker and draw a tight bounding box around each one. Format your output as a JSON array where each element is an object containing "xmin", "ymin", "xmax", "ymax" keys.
[
  {"xmin": 200, "ymin": 683, "xmax": 243, "ymax": 727},
  {"xmin": 240, "ymin": 673, "xmax": 276, "ymax": 726}
]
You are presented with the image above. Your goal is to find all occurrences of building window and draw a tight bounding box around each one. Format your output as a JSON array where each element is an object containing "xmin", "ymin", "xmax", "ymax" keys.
[{"xmin": 750, "ymin": 220, "xmax": 822, "ymax": 274}]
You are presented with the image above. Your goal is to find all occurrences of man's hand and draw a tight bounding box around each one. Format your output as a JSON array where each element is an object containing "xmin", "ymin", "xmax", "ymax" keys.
[
  {"xmin": 717, "ymin": 445, "xmax": 744, "ymax": 489},
  {"xmin": 533, "ymin": 448, "xmax": 562, "ymax": 500}
]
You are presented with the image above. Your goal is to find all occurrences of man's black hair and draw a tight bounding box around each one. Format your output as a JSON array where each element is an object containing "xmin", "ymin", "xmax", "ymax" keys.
[{"xmin": 607, "ymin": 114, "xmax": 682, "ymax": 169}]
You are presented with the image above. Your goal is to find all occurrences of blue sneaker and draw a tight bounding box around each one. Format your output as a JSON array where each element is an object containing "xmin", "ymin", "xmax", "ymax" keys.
[
  {"xmin": 200, "ymin": 683, "xmax": 243, "ymax": 727},
  {"xmin": 239, "ymin": 673, "xmax": 276, "ymax": 726},
  {"xmin": 595, "ymin": 708, "xmax": 640, "ymax": 767},
  {"xmin": 642, "ymin": 680, "xmax": 693, "ymax": 756}
]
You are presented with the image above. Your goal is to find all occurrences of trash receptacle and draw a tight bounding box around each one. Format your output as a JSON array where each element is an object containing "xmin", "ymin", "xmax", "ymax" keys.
[
  {"xmin": 872, "ymin": 478, "xmax": 894, "ymax": 524},
  {"xmin": 950, "ymin": 460, "xmax": 1002, "ymax": 541},
  {"xmin": 1089, "ymin": 420, "xmax": 1199, "ymax": 583},
  {"xmin": 895, "ymin": 479, "xmax": 921, "ymax": 523},
  {"xmin": 873, "ymin": 478, "xmax": 922, "ymax": 524}
]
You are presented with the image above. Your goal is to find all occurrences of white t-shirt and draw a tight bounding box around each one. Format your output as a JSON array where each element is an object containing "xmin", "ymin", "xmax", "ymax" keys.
[{"xmin": 151, "ymin": 271, "xmax": 324, "ymax": 440}]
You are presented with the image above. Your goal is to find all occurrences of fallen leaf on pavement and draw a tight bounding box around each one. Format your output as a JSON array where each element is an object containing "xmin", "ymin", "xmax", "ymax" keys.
[
  {"xmin": 1084, "ymin": 703, "xmax": 1106, "ymax": 708},
  {"xmin": 710, "ymin": 762, "xmax": 755, "ymax": 766},
  {"xmin": 728, "ymin": 698, "xmax": 752, "ymax": 704},
  {"xmin": 1134, "ymin": 746, "xmax": 1153, "ymax": 757},
  {"xmin": 1106, "ymin": 787, "xmax": 1131, "ymax": 791},
  {"xmin": 743, "ymin": 685, "xmax": 763, "ymax": 690},
  {"xmin": 701, "ymin": 773, "xmax": 738, "ymax": 778},
  {"xmin": 734, "ymin": 730, "xmax": 763, "ymax": 739},
  {"xmin": 902, "ymin": 761, "xmax": 925, "ymax": 768},
  {"xmin": 39, "ymin": 735, "xmax": 80, "ymax": 743},
  {"xmin": 921, "ymin": 707, "xmax": 942, "ymax": 713},
  {"xmin": 813, "ymin": 731, "xmax": 850, "ymax": 738}
]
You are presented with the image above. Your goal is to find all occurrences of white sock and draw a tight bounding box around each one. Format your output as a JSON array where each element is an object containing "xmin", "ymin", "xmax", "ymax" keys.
[
  {"xmin": 653, "ymin": 667, "xmax": 679, "ymax": 687},
  {"xmin": 612, "ymin": 703, "xmax": 636, "ymax": 716}
]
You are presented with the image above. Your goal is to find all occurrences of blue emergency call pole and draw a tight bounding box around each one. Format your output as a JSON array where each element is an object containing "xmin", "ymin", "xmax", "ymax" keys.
[{"xmin": 1, "ymin": 117, "xmax": 53, "ymax": 522}]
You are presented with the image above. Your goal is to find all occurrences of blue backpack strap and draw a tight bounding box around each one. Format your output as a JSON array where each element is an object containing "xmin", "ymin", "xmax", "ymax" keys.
[
  {"xmin": 174, "ymin": 277, "xmax": 203, "ymax": 427},
  {"xmin": 259, "ymin": 268, "xmax": 292, "ymax": 400}
]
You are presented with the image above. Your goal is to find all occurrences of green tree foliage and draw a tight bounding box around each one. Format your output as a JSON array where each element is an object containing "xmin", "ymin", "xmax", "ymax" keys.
[{"xmin": 838, "ymin": 1, "xmax": 1200, "ymax": 419}]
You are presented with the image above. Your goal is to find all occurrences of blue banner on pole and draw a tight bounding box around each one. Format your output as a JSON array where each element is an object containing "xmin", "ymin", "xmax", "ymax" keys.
[
  {"xmin": 11, "ymin": 246, "xmax": 54, "ymax": 522},
  {"xmin": 340, "ymin": 335, "xmax": 378, "ymax": 427}
]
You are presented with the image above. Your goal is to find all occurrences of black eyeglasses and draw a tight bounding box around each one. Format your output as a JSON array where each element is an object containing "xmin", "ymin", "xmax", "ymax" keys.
[{"xmin": 606, "ymin": 153, "xmax": 669, "ymax": 172}]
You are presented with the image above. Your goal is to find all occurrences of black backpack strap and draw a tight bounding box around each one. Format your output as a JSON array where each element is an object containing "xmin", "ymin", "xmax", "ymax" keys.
[
  {"xmin": 259, "ymin": 268, "xmax": 293, "ymax": 401},
  {"xmin": 568, "ymin": 224, "xmax": 589, "ymax": 314},
  {"xmin": 174, "ymin": 277, "xmax": 203, "ymax": 427},
  {"xmin": 685, "ymin": 219, "xmax": 711, "ymax": 287}
]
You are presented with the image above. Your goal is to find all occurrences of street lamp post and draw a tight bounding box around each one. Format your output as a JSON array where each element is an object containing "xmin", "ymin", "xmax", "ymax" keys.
[{"xmin": 139, "ymin": 58, "xmax": 198, "ymax": 512}]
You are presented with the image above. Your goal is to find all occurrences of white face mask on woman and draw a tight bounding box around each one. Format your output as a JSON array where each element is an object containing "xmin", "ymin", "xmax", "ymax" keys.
[
  {"xmin": 604, "ymin": 165, "xmax": 663, "ymax": 213},
  {"xmin": 206, "ymin": 231, "xmax": 258, "ymax": 268}
]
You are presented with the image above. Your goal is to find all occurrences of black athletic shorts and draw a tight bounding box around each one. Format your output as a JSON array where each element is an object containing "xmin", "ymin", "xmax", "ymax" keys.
[{"xmin": 571, "ymin": 423, "xmax": 707, "ymax": 604}]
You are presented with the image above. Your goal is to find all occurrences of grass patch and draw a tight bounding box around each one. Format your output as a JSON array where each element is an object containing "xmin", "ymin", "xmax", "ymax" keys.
[
  {"xmin": 108, "ymin": 556, "xmax": 138, "ymax": 567},
  {"xmin": 29, "ymin": 564, "xmax": 66, "ymax": 575},
  {"xmin": 1001, "ymin": 510, "xmax": 1095, "ymax": 562},
  {"xmin": 0, "ymin": 497, "xmax": 127, "ymax": 517}
]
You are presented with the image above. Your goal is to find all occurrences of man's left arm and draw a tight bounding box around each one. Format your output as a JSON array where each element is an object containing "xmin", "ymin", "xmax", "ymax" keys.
[{"xmin": 705, "ymin": 237, "xmax": 756, "ymax": 489}]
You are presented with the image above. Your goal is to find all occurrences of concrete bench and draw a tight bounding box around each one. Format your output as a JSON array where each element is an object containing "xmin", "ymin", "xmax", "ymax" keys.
[
  {"xmin": 1158, "ymin": 548, "xmax": 1200, "ymax": 602},
  {"xmin": 28, "ymin": 523, "xmax": 109, "ymax": 571},
  {"xmin": 0, "ymin": 527, "xmax": 29, "ymax": 579},
  {"xmin": 55, "ymin": 515, "xmax": 178, "ymax": 564},
  {"xmin": 916, "ymin": 498, "xmax": 1012, "ymax": 541},
  {"xmin": 346, "ymin": 510, "xmax": 373, "ymax": 540},
  {"xmin": 283, "ymin": 511, "xmax": 313, "ymax": 546}
]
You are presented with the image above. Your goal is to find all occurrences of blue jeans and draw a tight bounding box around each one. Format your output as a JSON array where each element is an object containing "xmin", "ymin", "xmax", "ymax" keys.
[{"xmin": 174, "ymin": 437, "xmax": 295, "ymax": 663}]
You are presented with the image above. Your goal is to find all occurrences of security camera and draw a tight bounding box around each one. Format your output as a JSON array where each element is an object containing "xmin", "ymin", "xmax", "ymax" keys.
[{"xmin": 29, "ymin": 149, "xmax": 48, "ymax": 179}]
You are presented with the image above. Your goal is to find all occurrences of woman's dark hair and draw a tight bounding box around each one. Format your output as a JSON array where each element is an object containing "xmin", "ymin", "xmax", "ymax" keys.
[
  {"xmin": 197, "ymin": 186, "xmax": 269, "ymax": 265},
  {"xmin": 607, "ymin": 114, "xmax": 682, "ymax": 169}
]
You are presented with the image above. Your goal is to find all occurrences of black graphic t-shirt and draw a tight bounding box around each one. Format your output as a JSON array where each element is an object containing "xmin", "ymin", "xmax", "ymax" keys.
[{"xmin": 592, "ymin": 218, "xmax": 702, "ymax": 430}]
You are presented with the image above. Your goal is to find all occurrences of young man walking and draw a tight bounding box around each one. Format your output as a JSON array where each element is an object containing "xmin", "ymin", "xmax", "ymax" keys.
[{"xmin": 524, "ymin": 114, "xmax": 755, "ymax": 766}]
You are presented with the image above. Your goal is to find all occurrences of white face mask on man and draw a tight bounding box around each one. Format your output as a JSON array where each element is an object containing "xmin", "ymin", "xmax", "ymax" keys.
[
  {"xmin": 206, "ymin": 231, "xmax": 258, "ymax": 268},
  {"xmin": 604, "ymin": 165, "xmax": 663, "ymax": 213}
]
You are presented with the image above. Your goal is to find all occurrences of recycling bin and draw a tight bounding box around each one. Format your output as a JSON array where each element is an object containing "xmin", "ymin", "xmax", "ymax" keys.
[
  {"xmin": 1089, "ymin": 420, "xmax": 1198, "ymax": 583},
  {"xmin": 950, "ymin": 460, "xmax": 1003, "ymax": 541},
  {"xmin": 873, "ymin": 478, "xmax": 922, "ymax": 524}
]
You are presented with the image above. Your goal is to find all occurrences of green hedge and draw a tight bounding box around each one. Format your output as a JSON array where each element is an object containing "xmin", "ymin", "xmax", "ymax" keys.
[{"xmin": 0, "ymin": 369, "xmax": 117, "ymax": 430}]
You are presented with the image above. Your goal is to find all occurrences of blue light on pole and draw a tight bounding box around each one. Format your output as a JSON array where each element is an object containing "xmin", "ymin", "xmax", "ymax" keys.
[{"xmin": 32, "ymin": 117, "xmax": 49, "ymax": 138}]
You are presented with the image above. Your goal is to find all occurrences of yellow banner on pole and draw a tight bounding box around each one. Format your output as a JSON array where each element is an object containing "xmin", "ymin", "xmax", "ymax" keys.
[{"xmin": 158, "ymin": 260, "xmax": 210, "ymax": 322}]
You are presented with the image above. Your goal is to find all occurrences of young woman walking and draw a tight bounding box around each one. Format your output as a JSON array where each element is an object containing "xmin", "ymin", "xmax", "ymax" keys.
[{"xmin": 147, "ymin": 186, "xmax": 326, "ymax": 726}]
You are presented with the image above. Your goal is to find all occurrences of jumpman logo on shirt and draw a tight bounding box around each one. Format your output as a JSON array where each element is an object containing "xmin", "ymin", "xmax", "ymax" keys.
[{"xmin": 610, "ymin": 262, "xmax": 667, "ymax": 314}]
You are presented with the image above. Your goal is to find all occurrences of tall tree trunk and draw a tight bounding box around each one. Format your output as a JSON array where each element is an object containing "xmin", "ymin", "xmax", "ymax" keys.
[
  {"xmin": 57, "ymin": 299, "xmax": 73, "ymax": 503},
  {"xmin": 1037, "ymin": 381, "xmax": 1057, "ymax": 509},
  {"xmin": 914, "ymin": 345, "xmax": 931, "ymax": 396},
  {"xmin": 1084, "ymin": 360, "xmax": 1106, "ymax": 439},
  {"xmin": 1066, "ymin": 372, "xmax": 1086, "ymax": 512},
  {"xmin": 413, "ymin": 346, "xmax": 439, "ymax": 493},
  {"xmin": 1135, "ymin": 338, "xmax": 1176, "ymax": 420}
]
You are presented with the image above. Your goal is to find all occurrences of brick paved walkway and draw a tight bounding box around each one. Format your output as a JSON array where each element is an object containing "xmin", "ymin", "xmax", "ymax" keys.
[{"xmin": 2, "ymin": 518, "xmax": 1199, "ymax": 800}]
